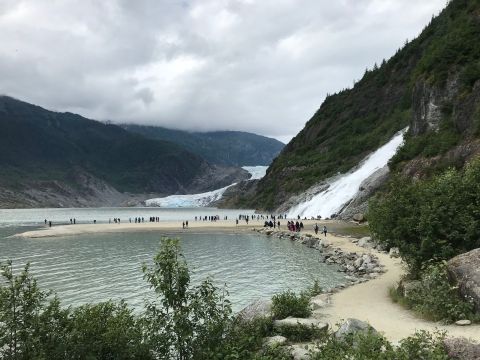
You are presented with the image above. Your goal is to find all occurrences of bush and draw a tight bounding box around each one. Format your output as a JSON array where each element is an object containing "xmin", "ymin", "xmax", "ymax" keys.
[
  {"xmin": 308, "ymin": 329, "xmax": 449, "ymax": 359},
  {"xmin": 271, "ymin": 290, "xmax": 312, "ymax": 319},
  {"xmin": 369, "ymin": 157, "xmax": 480, "ymax": 274},
  {"xmin": 391, "ymin": 263, "xmax": 476, "ymax": 323},
  {"xmin": 275, "ymin": 324, "xmax": 326, "ymax": 342}
]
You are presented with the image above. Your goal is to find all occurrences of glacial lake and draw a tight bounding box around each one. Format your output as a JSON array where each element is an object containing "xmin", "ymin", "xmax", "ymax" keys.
[{"xmin": 0, "ymin": 208, "xmax": 346, "ymax": 312}]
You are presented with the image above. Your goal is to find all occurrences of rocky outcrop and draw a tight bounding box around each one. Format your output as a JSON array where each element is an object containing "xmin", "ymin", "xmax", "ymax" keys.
[
  {"xmin": 237, "ymin": 299, "xmax": 272, "ymax": 322},
  {"xmin": 334, "ymin": 318, "xmax": 377, "ymax": 340},
  {"xmin": 255, "ymin": 228, "xmax": 386, "ymax": 284},
  {"xmin": 444, "ymin": 337, "xmax": 480, "ymax": 360},
  {"xmin": 447, "ymin": 248, "xmax": 480, "ymax": 312},
  {"xmin": 273, "ymin": 317, "xmax": 328, "ymax": 331}
]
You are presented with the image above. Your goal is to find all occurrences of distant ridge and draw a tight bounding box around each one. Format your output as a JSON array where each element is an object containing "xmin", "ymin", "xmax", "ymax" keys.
[
  {"xmin": 0, "ymin": 96, "xmax": 249, "ymax": 208},
  {"xmin": 122, "ymin": 124, "xmax": 284, "ymax": 167}
]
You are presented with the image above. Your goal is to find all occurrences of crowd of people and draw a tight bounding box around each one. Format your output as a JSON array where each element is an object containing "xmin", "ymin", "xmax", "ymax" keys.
[{"xmin": 42, "ymin": 212, "xmax": 329, "ymax": 236}]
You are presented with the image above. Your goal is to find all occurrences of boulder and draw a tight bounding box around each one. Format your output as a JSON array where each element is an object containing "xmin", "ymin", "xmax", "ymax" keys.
[
  {"xmin": 447, "ymin": 248, "xmax": 480, "ymax": 312},
  {"xmin": 358, "ymin": 237, "xmax": 373, "ymax": 248},
  {"xmin": 455, "ymin": 320, "xmax": 472, "ymax": 326},
  {"xmin": 353, "ymin": 213, "xmax": 365, "ymax": 222},
  {"xmin": 264, "ymin": 335, "xmax": 287, "ymax": 347},
  {"xmin": 237, "ymin": 299, "xmax": 271, "ymax": 322},
  {"xmin": 310, "ymin": 294, "xmax": 330, "ymax": 310},
  {"xmin": 444, "ymin": 337, "xmax": 480, "ymax": 360},
  {"xmin": 389, "ymin": 247, "xmax": 400, "ymax": 258},
  {"xmin": 289, "ymin": 344, "xmax": 313, "ymax": 360},
  {"xmin": 334, "ymin": 318, "xmax": 377, "ymax": 340},
  {"xmin": 354, "ymin": 257, "xmax": 363, "ymax": 268},
  {"xmin": 274, "ymin": 317, "xmax": 328, "ymax": 331}
]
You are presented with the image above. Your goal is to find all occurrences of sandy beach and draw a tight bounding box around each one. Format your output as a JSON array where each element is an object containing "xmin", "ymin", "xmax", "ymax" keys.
[
  {"xmin": 13, "ymin": 220, "xmax": 480, "ymax": 343},
  {"xmin": 14, "ymin": 219, "xmax": 342, "ymax": 238}
]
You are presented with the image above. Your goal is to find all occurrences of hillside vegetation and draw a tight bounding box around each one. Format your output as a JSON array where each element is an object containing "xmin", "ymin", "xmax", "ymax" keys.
[
  {"xmin": 123, "ymin": 124, "xmax": 284, "ymax": 167},
  {"xmin": 237, "ymin": 0, "xmax": 480, "ymax": 210},
  {"xmin": 0, "ymin": 96, "xmax": 248, "ymax": 208}
]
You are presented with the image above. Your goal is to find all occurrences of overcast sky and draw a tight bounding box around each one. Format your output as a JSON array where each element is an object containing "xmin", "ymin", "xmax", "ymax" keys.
[{"xmin": 0, "ymin": 0, "xmax": 447, "ymax": 143}]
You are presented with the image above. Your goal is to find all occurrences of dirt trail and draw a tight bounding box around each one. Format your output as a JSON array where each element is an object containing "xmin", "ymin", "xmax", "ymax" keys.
[{"xmin": 316, "ymin": 233, "xmax": 480, "ymax": 343}]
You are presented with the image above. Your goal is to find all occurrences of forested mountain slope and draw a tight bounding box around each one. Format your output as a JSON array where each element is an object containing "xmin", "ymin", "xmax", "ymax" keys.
[
  {"xmin": 0, "ymin": 96, "xmax": 248, "ymax": 208},
  {"xmin": 123, "ymin": 125, "xmax": 284, "ymax": 167},
  {"xmin": 235, "ymin": 0, "xmax": 480, "ymax": 211}
]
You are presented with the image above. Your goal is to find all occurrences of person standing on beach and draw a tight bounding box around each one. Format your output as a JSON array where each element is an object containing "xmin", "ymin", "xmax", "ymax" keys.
[
  {"xmin": 323, "ymin": 225, "xmax": 327, "ymax": 237},
  {"xmin": 314, "ymin": 223, "xmax": 319, "ymax": 234},
  {"xmin": 182, "ymin": 222, "xmax": 185, "ymax": 229}
]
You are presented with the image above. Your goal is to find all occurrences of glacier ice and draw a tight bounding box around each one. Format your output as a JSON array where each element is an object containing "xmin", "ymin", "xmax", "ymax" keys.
[{"xmin": 146, "ymin": 166, "xmax": 268, "ymax": 208}]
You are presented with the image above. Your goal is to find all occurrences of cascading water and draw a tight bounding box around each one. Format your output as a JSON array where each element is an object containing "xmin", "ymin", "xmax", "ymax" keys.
[{"xmin": 287, "ymin": 128, "xmax": 408, "ymax": 219}]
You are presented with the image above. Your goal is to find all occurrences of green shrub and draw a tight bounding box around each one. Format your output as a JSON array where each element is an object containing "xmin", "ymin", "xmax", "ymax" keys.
[
  {"xmin": 275, "ymin": 324, "xmax": 327, "ymax": 342},
  {"xmin": 308, "ymin": 280, "xmax": 323, "ymax": 297},
  {"xmin": 369, "ymin": 157, "xmax": 480, "ymax": 273},
  {"xmin": 308, "ymin": 329, "xmax": 449, "ymax": 359},
  {"xmin": 271, "ymin": 290, "xmax": 312, "ymax": 319},
  {"xmin": 392, "ymin": 263, "xmax": 476, "ymax": 323}
]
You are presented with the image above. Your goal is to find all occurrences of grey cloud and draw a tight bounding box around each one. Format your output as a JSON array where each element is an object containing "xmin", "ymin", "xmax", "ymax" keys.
[{"xmin": 0, "ymin": 0, "xmax": 447, "ymax": 141}]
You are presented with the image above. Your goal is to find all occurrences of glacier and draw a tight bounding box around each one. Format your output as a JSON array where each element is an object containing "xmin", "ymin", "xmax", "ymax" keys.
[
  {"xmin": 145, "ymin": 166, "xmax": 268, "ymax": 208},
  {"xmin": 287, "ymin": 128, "xmax": 407, "ymax": 219}
]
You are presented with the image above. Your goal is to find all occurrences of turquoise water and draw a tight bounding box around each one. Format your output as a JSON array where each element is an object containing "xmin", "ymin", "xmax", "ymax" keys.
[{"xmin": 0, "ymin": 208, "xmax": 346, "ymax": 312}]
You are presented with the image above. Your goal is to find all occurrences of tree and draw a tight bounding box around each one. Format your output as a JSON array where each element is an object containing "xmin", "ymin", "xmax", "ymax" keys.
[{"xmin": 142, "ymin": 238, "xmax": 232, "ymax": 360}]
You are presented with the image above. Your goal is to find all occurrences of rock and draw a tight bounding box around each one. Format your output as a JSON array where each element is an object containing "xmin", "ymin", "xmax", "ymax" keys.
[
  {"xmin": 264, "ymin": 335, "xmax": 287, "ymax": 347},
  {"xmin": 444, "ymin": 337, "xmax": 480, "ymax": 360},
  {"xmin": 289, "ymin": 344, "xmax": 313, "ymax": 360},
  {"xmin": 455, "ymin": 319, "xmax": 472, "ymax": 326},
  {"xmin": 354, "ymin": 257, "xmax": 363, "ymax": 268},
  {"xmin": 334, "ymin": 318, "xmax": 377, "ymax": 340},
  {"xmin": 352, "ymin": 213, "xmax": 365, "ymax": 222},
  {"xmin": 447, "ymin": 248, "xmax": 480, "ymax": 312},
  {"xmin": 389, "ymin": 247, "xmax": 400, "ymax": 258},
  {"xmin": 362, "ymin": 254, "xmax": 372, "ymax": 264},
  {"xmin": 358, "ymin": 237, "xmax": 373, "ymax": 248},
  {"xmin": 274, "ymin": 317, "xmax": 328, "ymax": 331},
  {"xmin": 310, "ymin": 294, "xmax": 330, "ymax": 309},
  {"xmin": 237, "ymin": 299, "xmax": 271, "ymax": 322},
  {"xmin": 265, "ymin": 230, "xmax": 273, "ymax": 235},
  {"xmin": 346, "ymin": 264, "xmax": 356, "ymax": 272}
]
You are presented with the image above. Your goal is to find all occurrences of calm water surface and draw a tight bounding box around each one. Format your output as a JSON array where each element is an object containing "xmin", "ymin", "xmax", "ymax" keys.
[{"xmin": 0, "ymin": 208, "xmax": 346, "ymax": 312}]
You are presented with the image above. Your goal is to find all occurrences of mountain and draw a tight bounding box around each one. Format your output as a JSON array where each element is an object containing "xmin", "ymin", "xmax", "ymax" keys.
[
  {"xmin": 0, "ymin": 96, "xmax": 249, "ymax": 208},
  {"xmin": 229, "ymin": 0, "xmax": 480, "ymax": 211},
  {"xmin": 122, "ymin": 124, "xmax": 284, "ymax": 167}
]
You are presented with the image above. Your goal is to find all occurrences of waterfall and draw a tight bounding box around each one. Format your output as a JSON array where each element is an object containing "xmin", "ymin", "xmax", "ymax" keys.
[{"xmin": 287, "ymin": 128, "xmax": 407, "ymax": 219}]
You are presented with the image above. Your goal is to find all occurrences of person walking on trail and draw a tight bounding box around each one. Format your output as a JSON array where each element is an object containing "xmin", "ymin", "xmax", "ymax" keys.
[
  {"xmin": 323, "ymin": 225, "xmax": 327, "ymax": 237},
  {"xmin": 314, "ymin": 223, "xmax": 319, "ymax": 235},
  {"xmin": 182, "ymin": 222, "xmax": 185, "ymax": 229}
]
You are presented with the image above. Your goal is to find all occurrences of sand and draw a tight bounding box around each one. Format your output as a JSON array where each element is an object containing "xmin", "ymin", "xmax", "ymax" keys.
[
  {"xmin": 13, "ymin": 219, "xmax": 336, "ymax": 238},
  {"xmin": 13, "ymin": 221, "xmax": 480, "ymax": 342},
  {"xmin": 307, "ymin": 232, "xmax": 480, "ymax": 343}
]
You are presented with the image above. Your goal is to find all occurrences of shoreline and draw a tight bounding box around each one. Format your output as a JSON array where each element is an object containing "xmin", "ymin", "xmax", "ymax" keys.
[
  {"xmin": 277, "ymin": 228, "xmax": 480, "ymax": 343},
  {"xmin": 11, "ymin": 220, "xmax": 480, "ymax": 343},
  {"xmin": 12, "ymin": 219, "xmax": 349, "ymax": 238}
]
